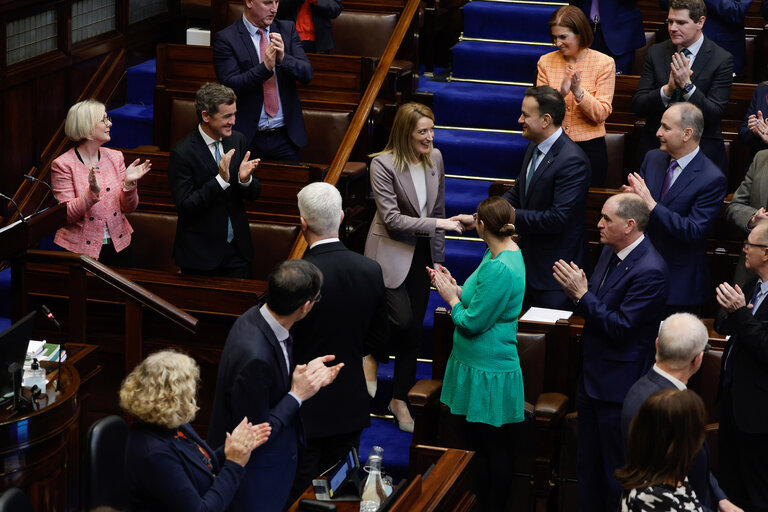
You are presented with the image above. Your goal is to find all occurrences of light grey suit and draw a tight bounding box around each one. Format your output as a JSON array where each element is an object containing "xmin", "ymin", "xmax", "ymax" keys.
[
  {"xmin": 364, "ymin": 148, "xmax": 447, "ymax": 400},
  {"xmin": 726, "ymin": 149, "xmax": 768, "ymax": 286},
  {"xmin": 364, "ymin": 149, "xmax": 446, "ymax": 288}
]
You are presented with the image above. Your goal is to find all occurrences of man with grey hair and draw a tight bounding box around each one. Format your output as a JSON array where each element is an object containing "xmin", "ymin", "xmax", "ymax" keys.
[
  {"xmin": 168, "ymin": 82, "xmax": 261, "ymax": 277},
  {"xmin": 621, "ymin": 313, "xmax": 742, "ymax": 512},
  {"xmin": 715, "ymin": 219, "xmax": 768, "ymax": 510},
  {"xmin": 554, "ymin": 193, "xmax": 669, "ymax": 511},
  {"xmin": 624, "ymin": 102, "xmax": 726, "ymax": 315},
  {"xmin": 289, "ymin": 182, "xmax": 388, "ymax": 503}
]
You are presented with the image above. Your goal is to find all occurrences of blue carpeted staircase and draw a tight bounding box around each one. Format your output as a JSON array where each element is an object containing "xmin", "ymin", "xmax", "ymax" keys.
[{"xmin": 106, "ymin": 59, "xmax": 155, "ymax": 150}]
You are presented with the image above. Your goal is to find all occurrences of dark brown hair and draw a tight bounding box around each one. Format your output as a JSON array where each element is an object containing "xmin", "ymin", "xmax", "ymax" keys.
[
  {"xmin": 549, "ymin": 5, "xmax": 594, "ymax": 49},
  {"xmin": 477, "ymin": 196, "xmax": 516, "ymax": 237},
  {"xmin": 615, "ymin": 389, "xmax": 706, "ymax": 490},
  {"xmin": 669, "ymin": 0, "xmax": 706, "ymax": 21}
]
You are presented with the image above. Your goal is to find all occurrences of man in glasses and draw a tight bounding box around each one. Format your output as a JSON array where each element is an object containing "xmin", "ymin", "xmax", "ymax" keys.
[
  {"xmin": 621, "ymin": 313, "xmax": 741, "ymax": 512},
  {"xmin": 715, "ymin": 220, "xmax": 768, "ymax": 511}
]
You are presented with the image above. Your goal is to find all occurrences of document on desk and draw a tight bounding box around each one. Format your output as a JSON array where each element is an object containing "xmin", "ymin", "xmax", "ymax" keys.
[{"xmin": 520, "ymin": 307, "xmax": 573, "ymax": 324}]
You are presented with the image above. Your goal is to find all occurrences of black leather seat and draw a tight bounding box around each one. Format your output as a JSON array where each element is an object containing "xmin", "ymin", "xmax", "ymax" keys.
[
  {"xmin": 86, "ymin": 415, "xmax": 130, "ymax": 511},
  {"xmin": 0, "ymin": 488, "xmax": 33, "ymax": 512}
]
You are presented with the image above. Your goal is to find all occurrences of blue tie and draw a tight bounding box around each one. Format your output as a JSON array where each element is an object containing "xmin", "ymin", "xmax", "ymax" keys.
[
  {"xmin": 214, "ymin": 142, "xmax": 235, "ymax": 244},
  {"xmin": 525, "ymin": 148, "xmax": 541, "ymax": 194}
]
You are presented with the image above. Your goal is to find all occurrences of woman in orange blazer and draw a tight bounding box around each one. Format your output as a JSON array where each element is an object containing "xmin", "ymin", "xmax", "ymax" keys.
[
  {"xmin": 51, "ymin": 99, "xmax": 151, "ymax": 265},
  {"xmin": 364, "ymin": 102, "xmax": 463, "ymax": 431},
  {"xmin": 537, "ymin": 5, "xmax": 615, "ymax": 187}
]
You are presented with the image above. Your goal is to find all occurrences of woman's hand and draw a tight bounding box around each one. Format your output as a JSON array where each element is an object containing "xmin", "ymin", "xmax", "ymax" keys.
[
  {"xmin": 560, "ymin": 71, "xmax": 572, "ymax": 98},
  {"xmin": 748, "ymin": 111, "xmax": 768, "ymax": 144},
  {"xmin": 430, "ymin": 266, "xmax": 461, "ymax": 305},
  {"xmin": 124, "ymin": 158, "xmax": 151, "ymax": 188},
  {"xmin": 88, "ymin": 167, "xmax": 100, "ymax": 196},
  {"xmin": 224, "ymin": 417, "xmax": 272, "ymax": 467},
  {"xmin": 435, "ymin": 264, "xmax": 458, "ymax": 287},
  {"xmin": 436, "ymin": 218, "xmax": 463, "ymax": 234},
  {"xmin": 569, "ymin": 70, "xmax": 584, "ymax": 100}
]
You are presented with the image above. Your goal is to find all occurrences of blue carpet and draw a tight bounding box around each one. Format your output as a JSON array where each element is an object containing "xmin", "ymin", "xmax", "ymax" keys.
[
  {"xmin": 463, "ymin": 1, "xmax": 559, "ymax": 43},
  {"xmin": 434, "ymin": 83, "xmax": 526, "ymax": 130},
  {"xmin": 436, "ymin": 128, "xmax": 527, "ymax": 179},
  {"xmin": 445, "ymin": 177, "xmax": 496, "ymax": 219},
  {"xmin": 442, "ymin": 238, "xmax": 487, "ymax": 285},
  {"xmin": 127, "ymin": 58, "xmax": 156, "ymax": 105},
  {"xmin": 452, "ymin": 41, "xmax": 549, "ymax": 83},
  {"xmin": 0, "ymin": 267, "xmax": 10, "ymax": 319},
  {"xmin": 106, "ymin": 103, "xmax": 154, "ymax": 149},
  {"xmin": 359, "ymin": 418, "xmax": 411, "ymax": 483}
]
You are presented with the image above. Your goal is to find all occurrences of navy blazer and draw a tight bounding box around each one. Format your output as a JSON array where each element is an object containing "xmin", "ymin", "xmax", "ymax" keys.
[
  {"xmin": 168, "ymin": 129, "xmax": 261, "ymax": 271},
  {"xmin": 213, "ymin": 18, "xmax": 313, "ymax": 147},
  {"xmin": 660, "ymin": 0, "xmax": 750, "ymax": 75},
  {"xmin": 577, "ymin": 237, "xmax": 669, "ymax": 403},
  {"xmin": 125, "ymin": 422, "xmax": 245, "ymax": 512},
  {"xmin": 294, "ymin": 241, "xmax": 388, "ymax": 438},
  {"xmin": 632, "ymin": 37, "xmax": 733, "ymax": 170},
  {"xmin": 208, "ymin": 305, "xmax": 301, "ymax": 512},
  {"xmin": 621, "ymin": 370, "xmax": 727, "ymax": 511},
  {"xmin": 502, "ymin": 132, "xmax": 591, "ymax": 291},
  {"xmin": 715, "ymin": 278, "xmax": 768, "ymax": 434},
  {"xmin": 572, "ymin": 0, "xmax": 646, "ymax": 58},
  {"xmin": 738, "ymin": 82, "xmax": 768, "ymax": 159},
  {"xmin": 277, "ymin": 0, "xmax": 342, "ymax": 53},
  {"xmin": 638, "ymin": 149, "xmax": 726, "ymax": 306}
]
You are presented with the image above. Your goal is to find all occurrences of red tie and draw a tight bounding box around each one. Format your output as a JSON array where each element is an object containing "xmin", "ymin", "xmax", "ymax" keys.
[{"xmin": 258, "ymin": 28, "xmax": 279, "ymax": 117}]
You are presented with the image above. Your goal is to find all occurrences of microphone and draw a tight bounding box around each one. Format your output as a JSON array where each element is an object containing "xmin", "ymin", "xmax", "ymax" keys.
[
  {"xmin": 42, "ymin": 305, "xmax": 65, "ymax": 391},
  {"xmin": 0, "ymin": 192, "xmax": 25, "ymax": 222},
  {"xmin": 23, "ymin": 175, "xmax": 60, "ymax": 204}
]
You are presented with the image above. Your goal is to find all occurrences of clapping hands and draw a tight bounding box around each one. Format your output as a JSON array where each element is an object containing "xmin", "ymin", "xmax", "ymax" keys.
[
  {"xmin": 224, "ymin": 417, "xmax": 273, "ymax": 467},
  {"xmin": 124, "ymin": 158, "xmax": 151, "ymax": 187}
]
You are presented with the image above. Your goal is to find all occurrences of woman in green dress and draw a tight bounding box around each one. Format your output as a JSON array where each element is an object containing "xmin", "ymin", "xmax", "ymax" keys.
[{"xmin": 430, "ymin": 195, "xmax": 525, "ymax": 510}]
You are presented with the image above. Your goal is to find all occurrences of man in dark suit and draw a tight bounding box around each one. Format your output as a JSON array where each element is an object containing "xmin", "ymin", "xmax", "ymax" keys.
[
  {"xmin": 660, "ymin": 0, "xmax": 750, "ymax": 77},
  {"xmin": 213, "ymin": 0, "xmax": 313, "ymax": 162},
  {"xmin": 502, "ymin": 85, "xmax": 591, "ymax": 310},
  {"xmin": 625, "ymin": 102, "xmax": 726, "ymax": 314},
  {"xmin": 277, "ymin": 0, "xmax": 342, "ymax": 54},
  {"xmin": 621, "ymin": 313, "xmax": 741, "ymax": 512},
  {"xmin": 632, "ymin": 0, "xmax": 733, "ymax": 171},
  {"xmin": 168, "ymin": 82, "xmax": 261, "ymax": 278},
  {"xmin": 208, "ymin": 259, "xmax": 343, "ymax": 512},
  {"xmin": 571, "ymin": 0, "xmax": 646, "ymax": 74},
  {"xmin": 554, "ymin": 193, "xmax": 669, "ymax": 512},
  {"xmin": 288, "ymin": 182, "xmax": 389, "ymax": 501},
  {"xmin": 715, "ymin": 220, "xmax": 768, "ymax": 512}
]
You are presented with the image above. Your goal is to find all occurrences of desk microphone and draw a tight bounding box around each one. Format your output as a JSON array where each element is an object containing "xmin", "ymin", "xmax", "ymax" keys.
[
  {"xmin": 42, "ymin": 305, "xmax": 64, "ymax": 391},
  {"xmin": 23, "ymin": 175, "xmax": 60, "ymax": 204},
  {"xmin": 0, "ymin": 192, "xmax": 25, "ymax": 222}
]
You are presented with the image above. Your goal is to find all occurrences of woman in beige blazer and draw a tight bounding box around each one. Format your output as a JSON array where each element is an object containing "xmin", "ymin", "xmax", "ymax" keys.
[{"xmin": 364, "ymin": 102, "xmax": 463, "ymax": 431}]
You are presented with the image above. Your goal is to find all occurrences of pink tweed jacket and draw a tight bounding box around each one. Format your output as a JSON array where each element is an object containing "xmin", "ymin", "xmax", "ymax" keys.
[{"xmin": 51, "ymin": 147, "xmax": 139, "ymax": 259}]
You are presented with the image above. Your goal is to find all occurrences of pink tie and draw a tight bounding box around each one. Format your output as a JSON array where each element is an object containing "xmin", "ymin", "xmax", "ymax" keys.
[{"xmin": 258, "ymin": 28, "xmax": 279, "ymax": 117}]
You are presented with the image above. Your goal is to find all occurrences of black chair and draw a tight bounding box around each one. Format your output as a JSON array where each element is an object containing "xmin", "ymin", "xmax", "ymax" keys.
[
  {"xmin": 0, "ymin": 488, "xmax": 33, "ymax": 512},
  {"xmin": 86, "ymin": 415, "xmax": 129, "ymax": 511}
]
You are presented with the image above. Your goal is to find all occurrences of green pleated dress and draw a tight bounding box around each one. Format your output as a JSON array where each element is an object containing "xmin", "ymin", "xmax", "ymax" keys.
[{"xmin": 440, "ymin": 248, "xmax": 526, "ymax": 427}]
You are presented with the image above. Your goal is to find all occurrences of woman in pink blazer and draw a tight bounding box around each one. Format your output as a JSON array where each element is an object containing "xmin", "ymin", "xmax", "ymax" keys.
[
  {"xmin": 51, "ymin": 100, "xmax": 150, "ymax": 265},
  {"xmin": 364, "ymin": 102, "xmax": 463, "ymax": 431}
]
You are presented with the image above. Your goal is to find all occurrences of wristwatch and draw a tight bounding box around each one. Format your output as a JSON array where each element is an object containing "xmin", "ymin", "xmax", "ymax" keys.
[{"xmin": 683, "ymin": 82, "xmax": 694, "ymax": 94}]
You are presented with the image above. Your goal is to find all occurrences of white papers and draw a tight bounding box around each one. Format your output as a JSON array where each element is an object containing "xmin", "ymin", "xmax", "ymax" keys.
[{"xmin": 520, "ymin": 307, "xmax": 573, "ymax": 324}]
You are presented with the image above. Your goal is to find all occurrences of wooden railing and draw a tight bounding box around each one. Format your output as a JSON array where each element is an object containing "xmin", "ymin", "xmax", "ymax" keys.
[
  {"xmin": 21, "ymin": 250, "xmax": 198, "ymax": 373},
  {"xmin": 287, "ymin": 0, "xmax": 421, "ymax": 259}
]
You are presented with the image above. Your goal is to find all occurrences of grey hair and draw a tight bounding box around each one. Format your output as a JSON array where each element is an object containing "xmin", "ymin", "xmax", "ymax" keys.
[
  {"xmin": 195, "ymin": 82, "xmax": 236, "ymax": 121},
  {"xmin": 671, "ymin": 103, "xmax": 704, "ymax": 143},
  {"xmin": 612, "ymin": 193, "xmax": 650, "ymax": 233},
  {"xmin": 297, "ymin": 182, "xmax": 343, "ymax": 237},
  {"xmin": 656, "ymin": 313, "xmax": 709, "ymax": 370}
]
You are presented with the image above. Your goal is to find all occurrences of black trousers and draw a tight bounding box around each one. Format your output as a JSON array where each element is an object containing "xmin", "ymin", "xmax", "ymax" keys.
[
  {"xmin": 97, "ymin": 242, "xmax": 132, "ymax": 267},
  {"xmin": 385, "ymin": 238, "xmax": 432, "ymax": 400},
  {"xmin": 249, "ymin": 127, "xmax": 301, "ymax": 163},
  {"xmin": 719, "ymin": 389, "xmax": 768, "ymax": 511},
  {"xmin": 575, "ymin": 137, "xmax": 608, "ymax": 188},
  {"xmin": 180, "ymin": 240, "xmax": 251, "ymax": 278}
]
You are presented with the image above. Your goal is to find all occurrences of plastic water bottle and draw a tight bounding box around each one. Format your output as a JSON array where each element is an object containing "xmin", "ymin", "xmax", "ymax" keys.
[
  {"xmin": 23, "ymin": 358, "xmax": 46, "ymax": 391},
  {"xmin": 360, "ymin": 446, "xmax": 386, "ymax": 512}
]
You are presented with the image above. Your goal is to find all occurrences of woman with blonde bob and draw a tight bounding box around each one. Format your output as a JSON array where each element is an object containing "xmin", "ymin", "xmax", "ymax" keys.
[
  {"xmin": 431, "ymin": 196, "xmax": 525, "ymax": 510},
  {"xmin": 363, "ymin": 102, "xmax": 463, "ymax": 431},
  {"xmin": 616, "ymin": 388, "xmax": 706, "ymax": 511},
  {"xmin": 121, "ymin": 350, "xmax": 271, "ymax": 512},
  {"xmin": 51, "ymin": 99, "xmax": 151, "ymax": 266}
]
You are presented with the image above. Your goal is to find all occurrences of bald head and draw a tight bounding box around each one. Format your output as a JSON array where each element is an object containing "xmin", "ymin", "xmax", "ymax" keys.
[{"xmin": 656, "ymin": 313, "xmax": 708, "ymax": 371}]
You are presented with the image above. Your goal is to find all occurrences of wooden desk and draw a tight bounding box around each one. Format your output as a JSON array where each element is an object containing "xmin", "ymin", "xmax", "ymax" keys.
[{"xmin": 287, "ymin": 446, "xmax": 475, "ymax": 512}]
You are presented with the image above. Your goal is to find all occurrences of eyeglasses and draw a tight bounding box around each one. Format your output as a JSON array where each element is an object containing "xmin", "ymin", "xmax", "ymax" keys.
[
  {"xmin": 99, "ymin": 116, "xmax": 112, "ymax": 125},
  {"xmin": 473, "ymin": 212, "xmax": 477, "ymax": 221},
  {"xmin": 312, "ymin": 292, "xmax": 322, "ymax": 303},
  {"xmin": 692, "ymin": 343, "xmax": 712, "ymax": 363},
  {"xmin": 743, "ymin": 239, "xmax": 768, "ymax": 249}
]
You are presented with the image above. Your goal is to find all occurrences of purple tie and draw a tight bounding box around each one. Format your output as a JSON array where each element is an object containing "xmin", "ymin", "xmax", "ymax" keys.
[
  {"xmin": 660, "ymin": 159, "xmax": 678, "ymax": 201},
  {"xmin": 590, "ymin": 0, "xmax": 599, "ymax": 21}
]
